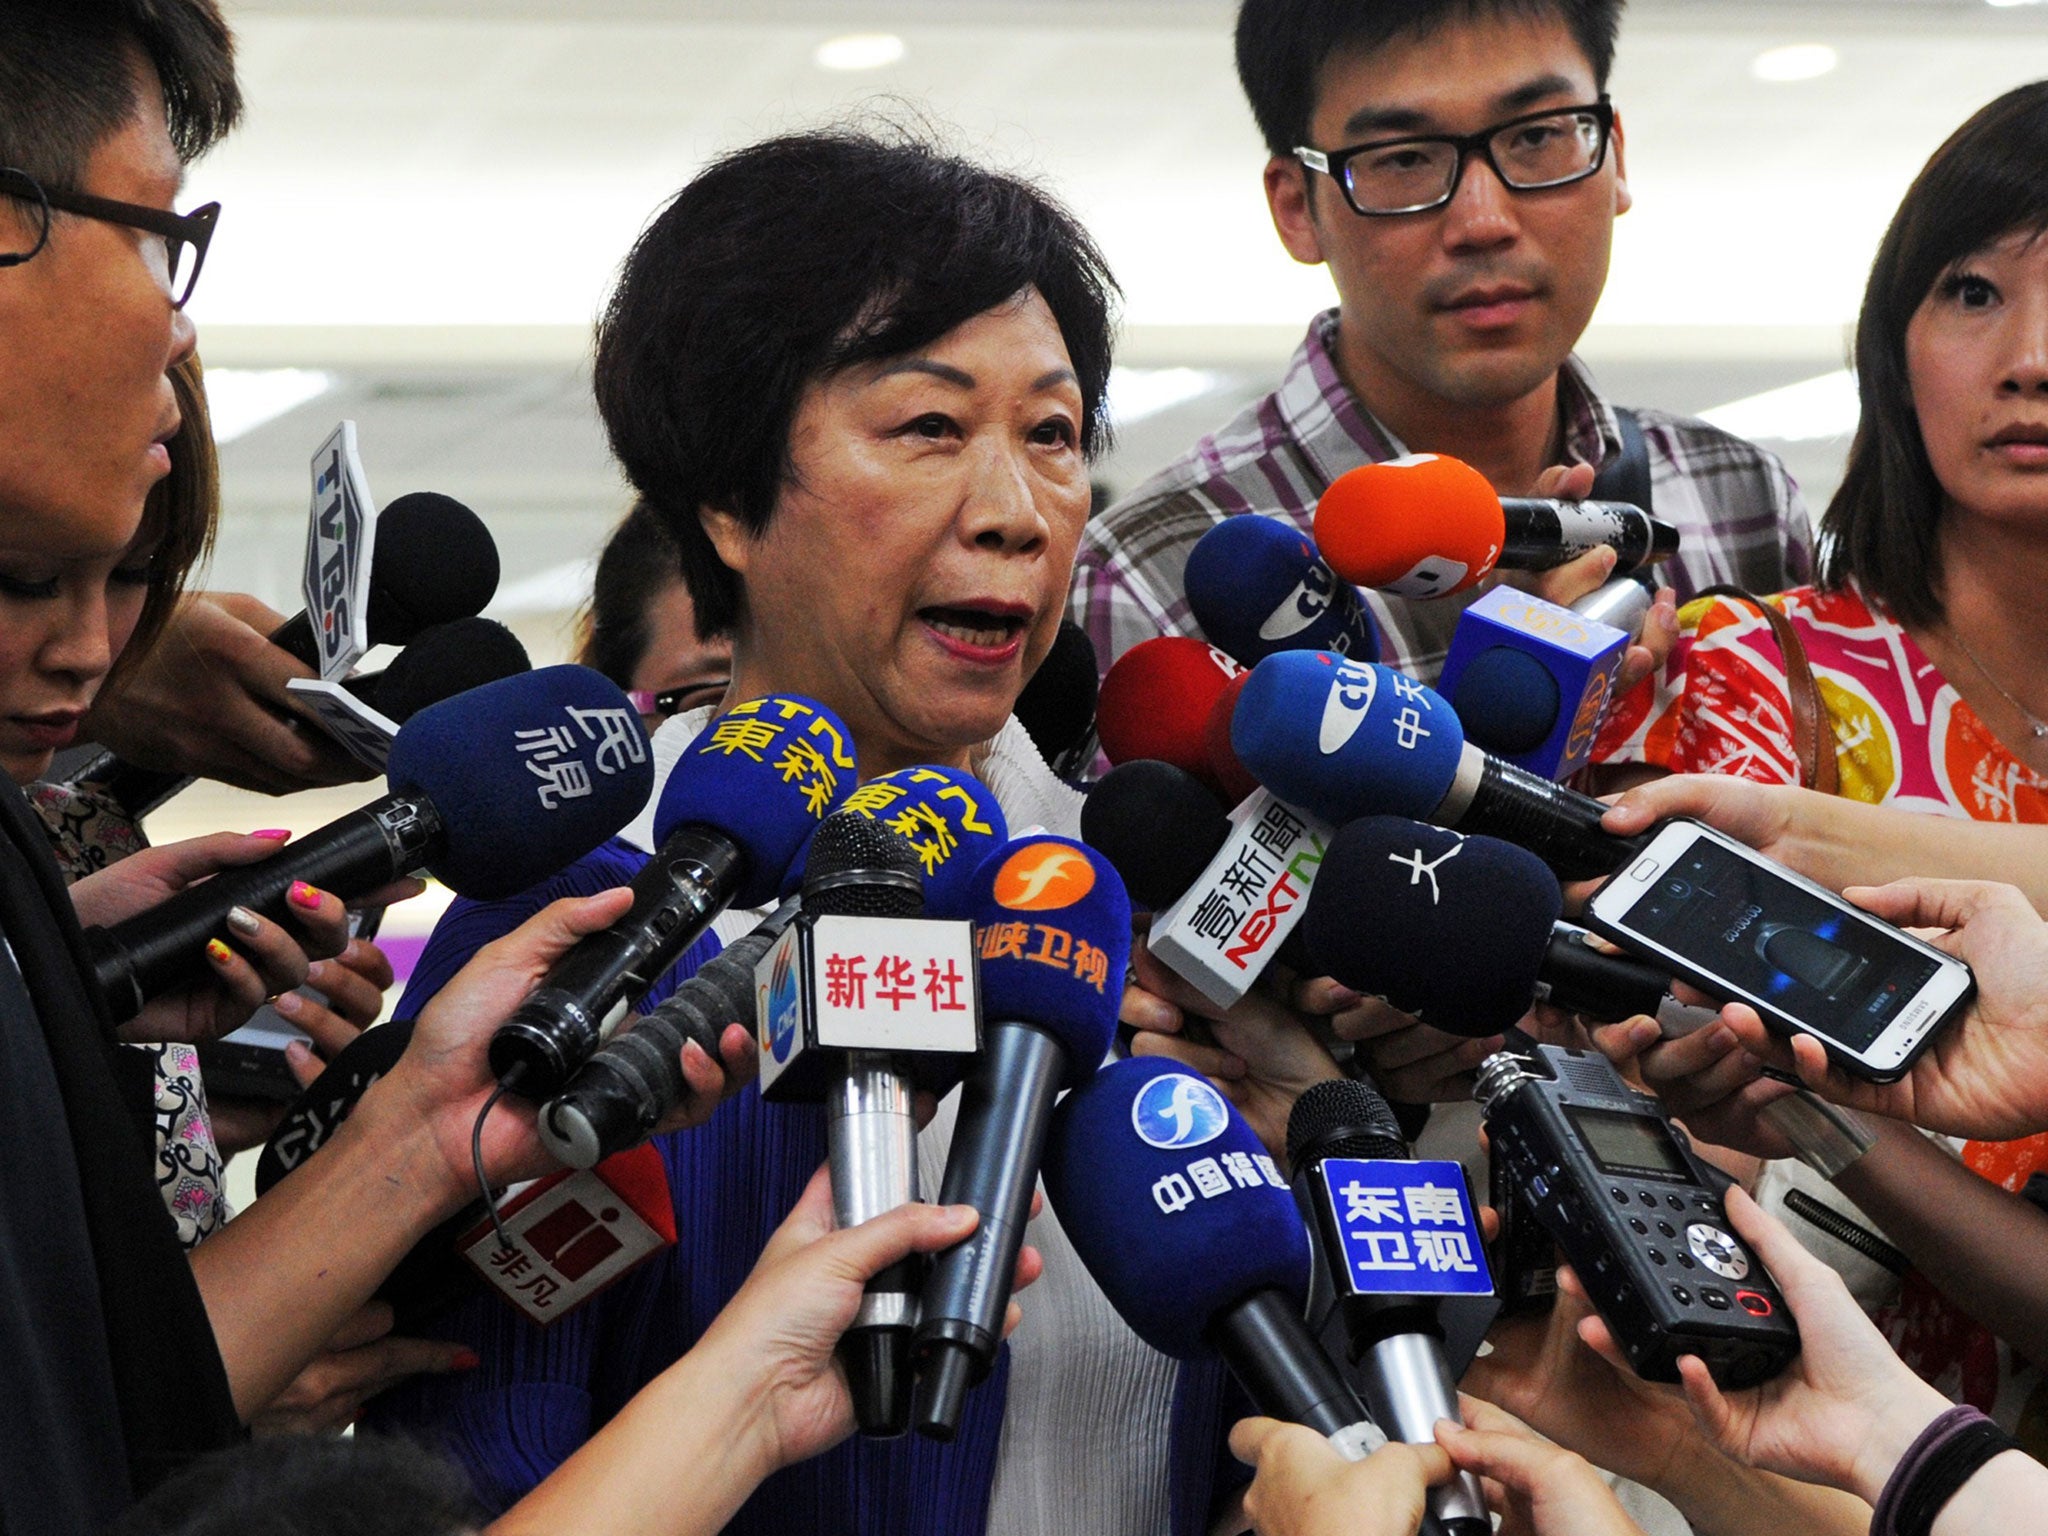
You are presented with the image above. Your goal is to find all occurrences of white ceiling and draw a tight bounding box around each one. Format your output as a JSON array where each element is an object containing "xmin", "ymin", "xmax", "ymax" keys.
[{"xmin": 185, "ymin": 0, "xmax": 2048, "ymax": 631}]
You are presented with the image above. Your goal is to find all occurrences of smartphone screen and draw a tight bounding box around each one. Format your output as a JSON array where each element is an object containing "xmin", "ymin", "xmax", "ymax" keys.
[
  {"xmin": 1587, "ymin": 821, "xmax": 1973, "ymax": 1079},
  {"xmin": 1607, "ymin": 836, "xmax": 1941, "ymax": 1053}
]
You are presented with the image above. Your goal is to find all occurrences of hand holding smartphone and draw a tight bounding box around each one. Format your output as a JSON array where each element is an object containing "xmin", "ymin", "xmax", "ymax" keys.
[{"xmin": 1583, "ymin": 819, "xmax": 1974, "ymax": 1083}]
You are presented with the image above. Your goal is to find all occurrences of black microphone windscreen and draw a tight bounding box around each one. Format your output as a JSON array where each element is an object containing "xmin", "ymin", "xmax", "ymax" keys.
[
  {"xmin": 373, "ymin": 616, "xmax": 531, "ymax": 723},
  {"xmin": 366, "ymin": 492, "xmax": 502, "ymax": 644},
  {"xmin": 1286, "ymin": 1077, "xmax": 1406, "ymax": 1167},
  {"xmin": 1014, "ymin": 619, "xmax": 1099, "ymax": 765},
  {"xmin": 1079, "ymin": 760, "xmax": 1230, "ymax": 911},
  {"xmin": 1301, "ymin": 816, "xmax": 1562, "ymax": 1037},
  {"xmin": 802, "ymin": 811, "xmax": 924, "ymax": 918}
]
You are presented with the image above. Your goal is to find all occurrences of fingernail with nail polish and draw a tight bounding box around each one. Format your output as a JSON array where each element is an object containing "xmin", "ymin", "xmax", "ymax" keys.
[
  {"xmin": 288, "ymin": 881, "xmax": 322, "ymax": 911},
  {"xmin": 451, "ymin": 1349, "xmax": 481, "ymax": 1372},
  {"xmin": 252, "ymin": 828, "xmax": 291, "ymax": 841},
  {"xmin": 205, "ymin": 939, "xmax": 233, "ymax": 965},
  {"xmin": 226, "ymin": 906, "xmax": 261, "ymax": 938}
]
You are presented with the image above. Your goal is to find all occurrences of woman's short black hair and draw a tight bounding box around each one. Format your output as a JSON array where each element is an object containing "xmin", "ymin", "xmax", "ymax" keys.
[
  {"xmin": 1234, "ymin": 0, "xmax": 1623, "ymax": 161},
  {"xmin": 1822, "ymin": 81, "xmax": 2048, "ymax": 627},
  {"xmin": 593, "ymin": 125, "xmax": 1119, "ymax": 640},
  {"xmin": 576, "ymin": 499, "xmax": 688, "ymax": 689}
]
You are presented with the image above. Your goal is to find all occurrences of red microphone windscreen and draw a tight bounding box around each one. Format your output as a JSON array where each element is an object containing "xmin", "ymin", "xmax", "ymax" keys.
[
  {"xmin": 1097, "ymin": 637, "xmax": 1242, "ymax": 794},
  {"xmin": 1204, "ymin": 669, "xmax": 1259, "ymax": 806},
  {"xmin": 1314, "ymin": 453, "xmax": 1505, "ymax": 598}
]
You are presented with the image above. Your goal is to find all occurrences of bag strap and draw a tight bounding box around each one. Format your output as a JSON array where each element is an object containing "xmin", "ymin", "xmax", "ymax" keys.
[
  {"xmin": 1591, "ymin": 406, "xmax": 1653, "ymax": 514},
  {"xmin": 1696, "ymin": 585, "xmax": 1839, "ymax": 795}
]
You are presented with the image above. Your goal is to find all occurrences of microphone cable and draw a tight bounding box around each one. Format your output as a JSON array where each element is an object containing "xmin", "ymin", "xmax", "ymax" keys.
[{"xmin": 473, "ymin": 1067, "xmax": 528, "ymax": 1257}]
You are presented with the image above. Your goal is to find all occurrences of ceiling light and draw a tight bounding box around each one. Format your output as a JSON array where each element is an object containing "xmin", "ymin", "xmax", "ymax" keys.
[
  {"xmin": 1986, "ymin": 0, "xmax": 2048, "ymax": 9},
  {"xmin": 1107, "ymin": 366, "xmax": 1224, "ymax": 427},
  {"xmin": 1700, "ymin": 369, "xmax": 1859, "ymax": 442},
  {"xmin": 201, "ymin": 368, "xmax": 335, "ymax": 444},
  {"xmin": 814, "ymin": 33, "xmax": 906, "ymax": 71},
  {"xmin": 1750, "ymin": 44, "xmax": 1838, "ymax": 83}
]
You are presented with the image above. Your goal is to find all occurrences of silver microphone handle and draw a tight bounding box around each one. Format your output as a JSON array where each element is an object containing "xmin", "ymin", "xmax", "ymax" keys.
[
  {"xmin": 1356, "ymin": 1334, "xmax": 1491, "ymax": 1535},
  {"xmin": 828, "ymin": 1052, "xmax": 920, "ymax": 1329}
]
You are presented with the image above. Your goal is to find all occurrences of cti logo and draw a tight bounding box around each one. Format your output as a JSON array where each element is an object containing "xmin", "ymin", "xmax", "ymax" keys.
[
  {"xmin": 1258, "ymin": 551, "xmax": 1336, "ymax": 641},
  {"xmin": 1131, "ymin": 1072, "xmax": 1231, "ymax": 1150},
  {"xmin": 1318, "ymin": 657, "xmax": 1380, "ymax": 754},
  {"xmin": 992, "ymin": 843, "xmax": 1096, "ymax": 911}
]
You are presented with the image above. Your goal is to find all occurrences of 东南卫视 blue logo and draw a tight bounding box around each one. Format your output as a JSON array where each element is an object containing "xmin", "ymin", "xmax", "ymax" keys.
[{"xmin": 1131, "ymin": 1072, "xmax": 1230, "ymax": 1150}]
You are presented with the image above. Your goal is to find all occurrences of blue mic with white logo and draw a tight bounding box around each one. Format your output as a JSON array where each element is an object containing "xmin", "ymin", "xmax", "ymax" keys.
[
  {"xmin": 1043, "ymin": 1056, "xmax": 1378, "ymax": 1451},
  {"xmin": 1186, "ymin": 515, "xmax": 1381, "ymax": 667},
  {"xmin": 491, "ymin": 693, "xmax": 856, "ymax": 1097},
  {"xmin": 1231, "ymin": 650, "xmax": 1645, "ymax": 880},
  {"xmin": 1288, "ymin": 1078, "xmax": 1494, "ymax": 1536},
  {"xmin": 87, "ymin": 666, "xmax": 651, "ymax": 1023},
  {"xmin": 913, "ymin": 836, "xmax": 1129, "ymax": 1440}
]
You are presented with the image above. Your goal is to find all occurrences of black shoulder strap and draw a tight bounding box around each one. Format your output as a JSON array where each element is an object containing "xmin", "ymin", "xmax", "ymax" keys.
[{"xmin": 1592, "ymin": 406, "xmax": 1653, "ymax": 514}]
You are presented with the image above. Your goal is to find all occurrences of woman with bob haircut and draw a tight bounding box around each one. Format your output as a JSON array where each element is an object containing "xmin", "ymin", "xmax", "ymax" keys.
[
  {"xmin": 370, "ymin": 126, "xmax": 1253, "ymax": 1536},
  {"xmin": 1588, "ymin": 79, "xmax": 2048, "ymax": 1453}
]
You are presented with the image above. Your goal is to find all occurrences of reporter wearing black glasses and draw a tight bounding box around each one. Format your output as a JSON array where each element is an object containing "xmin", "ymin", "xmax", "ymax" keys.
[{"xmin": 1076, "ymin": 0, "xmax": 1818, "ymax": 1439}]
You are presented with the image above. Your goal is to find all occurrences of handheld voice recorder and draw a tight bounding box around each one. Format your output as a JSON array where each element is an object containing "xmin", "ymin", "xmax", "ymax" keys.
[{"xmin": 1475, "ymin": 1043, "xmax": 1799, "ymax": 1389}]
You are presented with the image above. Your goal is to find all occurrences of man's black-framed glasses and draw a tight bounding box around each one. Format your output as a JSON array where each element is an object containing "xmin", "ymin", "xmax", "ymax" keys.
[
  {"xmin": 1295, "ymin": 97, "xmax": 1614, "ymax": 217},
  {"xmin": 0, "ymin": 167, "xmax": 220, "ymax": 308}
]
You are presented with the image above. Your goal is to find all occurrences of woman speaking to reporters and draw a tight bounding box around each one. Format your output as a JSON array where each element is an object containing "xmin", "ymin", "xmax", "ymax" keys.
[{"xmin": 372, "ymin": 128, "xmax": 1243, "ymax": 1536}]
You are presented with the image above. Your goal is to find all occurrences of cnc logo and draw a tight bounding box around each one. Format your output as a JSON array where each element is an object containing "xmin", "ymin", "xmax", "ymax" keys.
[
  {"xmin": 1318, "ymin": 658, "xmax": 1380, "ymax": 754},
  {"xmin": 763, "ymin": 941, "xmax": 799, "ymax": 1064},
  {"xmin": 992, "ymin": 843, "xmax": 1096, "ymax": 911},
  {"xmin": 1131, "ymin": 1072, "xmax": 1230, "ymax": 1150}
]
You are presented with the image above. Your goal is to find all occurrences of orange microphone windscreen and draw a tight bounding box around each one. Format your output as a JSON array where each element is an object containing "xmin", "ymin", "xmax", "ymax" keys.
[
  {"xmin": 1097, "ymin": 637, "xmax": 1242, "ymax": 795},
  {"xmin": 1313, "ymin": 453, "xmax": 1505, "ymax": 599}
]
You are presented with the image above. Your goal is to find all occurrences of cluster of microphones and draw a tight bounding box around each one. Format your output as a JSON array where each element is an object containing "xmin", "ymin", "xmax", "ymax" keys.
[{"xmin": 116, "ymin": 445, "xmax": 1941, "ymax": 1513}]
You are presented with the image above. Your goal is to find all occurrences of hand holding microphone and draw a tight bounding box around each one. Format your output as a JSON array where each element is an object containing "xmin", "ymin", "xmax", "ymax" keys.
[{"xmin": 86, "ymin": 666, "xmax": 653, "ymax": 1025}]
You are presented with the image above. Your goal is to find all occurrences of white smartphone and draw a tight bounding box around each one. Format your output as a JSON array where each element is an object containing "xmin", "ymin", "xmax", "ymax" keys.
[{"xmin": 1583, "ymin": 818, "xmax": 1974, "ymax": 1083}]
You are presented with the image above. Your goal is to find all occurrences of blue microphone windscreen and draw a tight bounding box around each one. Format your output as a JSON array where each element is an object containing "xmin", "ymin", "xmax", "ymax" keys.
[
  {"xmin": 1451, "ymin": 646, "xmax": 1561, "ymax": 757},
  {"xmin": 832, "ymin": 765, "xmax": 1009, "ymax": 916},
  {"xmin": 387, "ymin": 664, "xmax": 655, "ymax": 900},
  {"xmin": 1301, "ymin": 816, "xmax": 1561, "ymax": 1036},
  {"xmin": 1186, "ymin": 516, "xmax": 1381, "ymax": 667},
  {"xmin": 964, "ymin": 835, "xmax": 1129, "ymax": 1085},
  {"xmin": 1043, "ymin": 1056, "xmax": 1312, "ymax": 1359},
  {"xmin": 1231, "ymin": 651, "xmax": 1465, "ymax": 825},
  {"xmin": 653, "ymin": 694, "xmax": 858, "ymax": 907}
]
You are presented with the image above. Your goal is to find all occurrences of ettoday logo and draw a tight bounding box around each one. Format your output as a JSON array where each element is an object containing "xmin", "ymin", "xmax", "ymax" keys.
[{"xmin": 991, "ymin": 843, "xmax": 1096, "ymax": 912}]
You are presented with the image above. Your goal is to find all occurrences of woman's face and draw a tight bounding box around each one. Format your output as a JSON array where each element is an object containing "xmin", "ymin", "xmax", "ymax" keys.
[
  {"xmin": 705, "ymin": 288, "xmax": 1092, "ymax": 776},
  {"xmin": 1906, "ymin": 228, "xmax": 2048, "ymax": 529},
  {"xmin": 0, "ymin": 522, "xmax": 157, "ymax": 784},
  {"xmin": 629, "ymin": 577, "xmax": 733, "ymax": 733}
]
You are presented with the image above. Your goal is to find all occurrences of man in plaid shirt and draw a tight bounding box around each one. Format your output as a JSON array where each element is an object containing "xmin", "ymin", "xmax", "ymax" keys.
[
  {"xmin": 1072, "ymin": 0, "xmax": 1812, "ymax": 695},
  {"xmin": 1105, "ymin": 0, "xmax": 1815, "ymax": 1150}
]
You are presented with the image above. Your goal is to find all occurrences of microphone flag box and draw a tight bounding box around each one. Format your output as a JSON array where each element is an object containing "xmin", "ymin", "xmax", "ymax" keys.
[
  {"xmin": 1437, "ymin": 585, "xmax": 1627, "ymax": 782},
  {"xmin": 456, "ymin": 1143, "xmax": 677, "ymax": 1326},
  {"xmin": 284, "ymin": 677, "xmax": 401, "ymax": 771},
  {"xmin": 1309, "ymin": 1158, "xmax": 1493, "ymax": 1300},
  {"xmin": 303, "ymin": 420, "xmax": 378, "ymax": 680},
  {"xmin": 1149, "ymin": 788, "xmax": 1331, "ymax": 1010},
  {"xmin": 755, "ymin": 913, "xmax": 981, "ymax": 1102}
]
